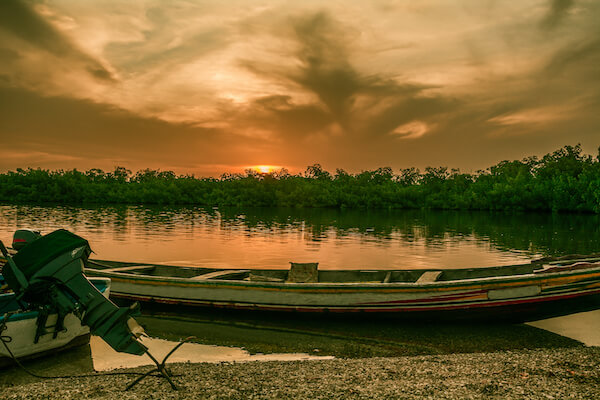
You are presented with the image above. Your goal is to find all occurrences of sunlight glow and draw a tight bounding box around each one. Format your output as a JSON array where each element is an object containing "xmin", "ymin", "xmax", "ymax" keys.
[{"xmin": 250, "ymin": 165, "xmax": 281, "ymax": 174}]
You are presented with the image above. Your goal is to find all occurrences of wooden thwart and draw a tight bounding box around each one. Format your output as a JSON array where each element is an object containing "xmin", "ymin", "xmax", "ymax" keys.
[
  {"xmin": 190, "ymin": 270, "xmax": 250, "ymax": 280},
  {"xmin": 383, "ymin": 271, "xmax": 392, "ymax": 283},
  {"xmin": 103, "ymin": 265, "xmax": 156, "ymax": 273},
  {"xmin": 416, "ymin": 270, "xmax": 442, "ymax": 284}
]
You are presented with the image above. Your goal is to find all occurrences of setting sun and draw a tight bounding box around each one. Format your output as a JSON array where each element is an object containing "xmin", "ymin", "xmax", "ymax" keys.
[{"xmin": 251, "ymin": 165, "xmax": 281, "ymax": 174}]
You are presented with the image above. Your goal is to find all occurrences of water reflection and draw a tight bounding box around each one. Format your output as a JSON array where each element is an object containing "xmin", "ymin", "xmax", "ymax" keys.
[
  {"xmin": 1, "ymin": 205, "xmax": 599, "ymax": 269},
  {"xmin": 90, "ymin": 336, "xmax": 334, "ymax": 371},
  {"xmin": 0, "ymin": 312, "xmax": 581, "ymax": 382},
  {"xmin": 528, "ymin": 310, "xmax": 600, "ymax": 346}
]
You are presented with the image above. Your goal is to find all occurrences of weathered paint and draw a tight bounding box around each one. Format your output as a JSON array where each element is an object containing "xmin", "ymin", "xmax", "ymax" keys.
[{"xmin": 84, "ymin": 261, "xmax": 600, "ymax": 319}]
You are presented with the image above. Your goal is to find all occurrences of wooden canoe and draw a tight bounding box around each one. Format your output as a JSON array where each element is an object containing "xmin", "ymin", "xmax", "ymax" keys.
[{"xmin": 83, "ymin": 257, "xmax": 600, "ymax": 322}]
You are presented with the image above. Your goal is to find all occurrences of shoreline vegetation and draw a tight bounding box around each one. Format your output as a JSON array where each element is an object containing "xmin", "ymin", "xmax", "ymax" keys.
[{"xmin": 2, "ymin": 144, "xmax": 600, "ymax": 213}]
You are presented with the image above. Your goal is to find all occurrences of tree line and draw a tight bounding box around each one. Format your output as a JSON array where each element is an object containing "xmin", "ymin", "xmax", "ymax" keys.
[{"xmin": 1, "ymin": 145, "xmax": 599, "ymax": 212}]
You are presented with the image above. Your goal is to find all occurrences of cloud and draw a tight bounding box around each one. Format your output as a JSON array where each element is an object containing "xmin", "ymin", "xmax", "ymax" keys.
[
  {"xmin": 392, "ymin": 121, "xmax": 429, "ymax": 139},
  {"xmin": 487, "ymin": 106, "xmax": 572, "ymax": 126},
  {"xmin": 0, "ymin": 0, "xmax": 114, "ymax": 82},
  {"xmin": 0, "ymin": 1, "xmax": 598, "ymax": 175},
  {"xmin": 0, "ymin": 85, "xmax": 261, "ymax": 175},
  {"xmin": 238, "ymin": 11, "xmax": 458, "ymax": 145},
  {"xmin": 103, "ymin": 5, "xmax": 230, "ymax": 75}
]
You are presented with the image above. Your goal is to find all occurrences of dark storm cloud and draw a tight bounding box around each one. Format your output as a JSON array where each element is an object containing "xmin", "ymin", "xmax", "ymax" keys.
[
  {"xmin": 290, "ymin": 12, "xmax": 361, "ymax": 122},
  {"xmin": 540, "ymin": 0, "xmax": 575, "ymax": 30},
  {"xmin": 0, "ymin": 0, "xmax": 114, "ymax": 82},
  {"xmin": 287, "ymin": 12, "xmax": 448, "ymax": 132},
  {"xmin": 530, "ymin": 2, "xmax": 600, "ymax": 116},
  {"xmin": 249, "ymin": 95, "xmax": 334, "ymax": 139},
  {"xmin": 544, "ymin": 37, "xmax": 600, "ymax": 77},
  {"xmin": 448, "ymin": 1, "xmax": 600, "ymax": 141},
  {"xmin": 0, "ymin": 47, "xmax": 20, "ymax": 61},
  {"xmin": 239, "ymin": 11, "xmax": 458, "ymax": 144}
]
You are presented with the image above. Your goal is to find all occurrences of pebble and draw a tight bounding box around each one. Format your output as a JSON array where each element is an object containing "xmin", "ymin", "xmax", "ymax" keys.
[{"xmin": 1, "ymin": 347, "xmax": 599, "ymax": 399}]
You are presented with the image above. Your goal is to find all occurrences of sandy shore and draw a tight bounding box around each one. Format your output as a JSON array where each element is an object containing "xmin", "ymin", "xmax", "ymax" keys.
[{"xmin": 1, "ymin": 347, "xmax": 599, "ymax": 399}]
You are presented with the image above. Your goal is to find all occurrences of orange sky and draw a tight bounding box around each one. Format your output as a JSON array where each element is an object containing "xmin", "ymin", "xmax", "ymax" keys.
[{"xmin": 0, "ymin": 0, "xmax": 599, "ymax": 176}]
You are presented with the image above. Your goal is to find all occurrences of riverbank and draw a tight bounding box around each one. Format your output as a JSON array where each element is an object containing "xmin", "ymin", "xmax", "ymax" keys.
[
  {"xmin": 3, "ymin": 145, "xmax": 599, "ymax": 213},
  {"xmin": 2, "ymin": 346, "xmax": 599, "ymax": 399}
]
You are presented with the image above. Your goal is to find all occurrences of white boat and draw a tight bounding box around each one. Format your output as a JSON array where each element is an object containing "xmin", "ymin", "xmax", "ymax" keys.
[{"xmin": 0, "ymin": 277, "xmax": 111, "ymax": 367}]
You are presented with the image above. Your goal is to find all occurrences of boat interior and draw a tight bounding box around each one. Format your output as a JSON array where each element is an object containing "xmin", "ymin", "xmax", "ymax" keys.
[{"xmin": 85, "ymin": 259, "xmax": 561, "ymax": 284}]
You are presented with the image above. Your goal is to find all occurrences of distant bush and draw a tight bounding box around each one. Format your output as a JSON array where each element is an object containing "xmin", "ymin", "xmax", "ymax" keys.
[{"xmin": 1, "ymin": 144, "xmax": 599, "ymax": 212}]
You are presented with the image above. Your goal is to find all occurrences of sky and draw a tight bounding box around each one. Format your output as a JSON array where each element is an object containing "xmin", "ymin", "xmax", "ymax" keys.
[{"xmin": 0, "ymin": 0, "xmax": 598, "ymax": 176}]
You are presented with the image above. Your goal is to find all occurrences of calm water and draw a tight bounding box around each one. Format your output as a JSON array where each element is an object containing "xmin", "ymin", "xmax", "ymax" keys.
[
  {"xmin": 2, "ymin": 204, "xmax": 600, "ymax": 269},
  {"xmin": 90, "ymin": 336, "xmax": 334, "ymax": 371},
  {"xmin": 1, "ymin": 204, "xmax": 599, "ymax": 373}
]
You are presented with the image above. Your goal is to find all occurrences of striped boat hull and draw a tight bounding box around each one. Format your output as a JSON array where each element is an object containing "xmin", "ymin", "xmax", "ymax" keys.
[{"xmin": 84, "ymin": 260, "xmax": 600, "ymax": 322}]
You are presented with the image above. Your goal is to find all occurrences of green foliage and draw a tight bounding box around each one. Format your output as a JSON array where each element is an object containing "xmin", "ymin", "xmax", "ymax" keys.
[{"xmin": 1, "ymin": 145, "xmax": 600, "ymax": 212}]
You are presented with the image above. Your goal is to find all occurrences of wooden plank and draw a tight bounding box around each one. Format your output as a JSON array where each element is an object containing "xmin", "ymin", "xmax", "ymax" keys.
[
  {"xmin": 416, "ymin": 271, "xmax": 442, "ymax": 284},
  {"xmin": 190, "ymin": 270, "xmax": 250, "ymax": 280},
  {"xmin": 534, "ymin": 262, "xmax": 600, "ymax": 274},
  {"xmin": 547, "ymin": 257, "xmax": 600, "ymax": 265},
  {"xmin": 249, "ymin": 273, "xmax": 285, "ymax": 282},
  {"xmin": 383, "ymin": 271, "xmax": 392, "ymax": 283},
  {"xmin": 103, "ymin": 265, "xmax": 156, "ymax": 273}
]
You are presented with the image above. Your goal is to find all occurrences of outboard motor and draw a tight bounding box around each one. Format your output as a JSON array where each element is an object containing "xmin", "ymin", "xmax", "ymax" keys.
[{"xmin": 0, "ymin": 229, "xmax": 146, "ymax": 355}]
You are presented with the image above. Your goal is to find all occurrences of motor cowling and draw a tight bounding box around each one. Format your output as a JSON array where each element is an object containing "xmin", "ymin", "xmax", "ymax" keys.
[{"xmin": 12, "ymin": 229, "xmax": 42, "ymax": 251}]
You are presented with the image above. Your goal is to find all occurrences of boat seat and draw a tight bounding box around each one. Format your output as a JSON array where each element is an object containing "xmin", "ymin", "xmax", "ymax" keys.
[
  {"xmin": 416, "ymin": 270, "xmax": 442, "ymax": 284},
  {"xmin": 190, "ymin": 270, "xmax": 250, "ymax": 280},
  {"xmin": 287, "ymin": 262, "xmax": 318, "ymax": 283}
]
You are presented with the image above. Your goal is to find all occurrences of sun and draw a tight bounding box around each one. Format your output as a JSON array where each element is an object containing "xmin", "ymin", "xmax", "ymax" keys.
[{"xmin": 251, "ymin": 165, "xmax": 280, "ymax": 174}]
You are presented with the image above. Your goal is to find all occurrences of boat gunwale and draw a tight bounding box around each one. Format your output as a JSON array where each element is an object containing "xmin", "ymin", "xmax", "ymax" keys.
[
  {"xmin": 107, "ymin": 286, "xmax": 600, "ymax": 309},
  {"xmin": 84, "ymin": 262, "xmax": 600, "ymax": 291}
]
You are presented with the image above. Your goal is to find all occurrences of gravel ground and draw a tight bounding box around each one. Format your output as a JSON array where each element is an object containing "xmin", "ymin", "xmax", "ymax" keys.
[{"xmin": 1, "ymin": 347, "xmax": 599, "ymax": 399}]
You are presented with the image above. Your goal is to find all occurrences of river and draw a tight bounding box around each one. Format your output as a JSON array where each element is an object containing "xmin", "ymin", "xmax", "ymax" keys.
[
  {"xmin": 2, "ymin": 205, "xmax": 600, "ymax": 269},
  {"xmin": 1, "ymin": 204, "xmax": 599, "ymax": 371}
]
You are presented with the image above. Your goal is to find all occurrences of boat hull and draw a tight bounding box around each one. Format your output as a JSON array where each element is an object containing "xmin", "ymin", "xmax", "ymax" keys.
[
  {"xmin": 84, "ymin": 261, "xmax": 600, "ymax": 322},
  {"xmin": 0, "ymin": 314, "xmax": 91, "ymax": 367},
  {"xmin": 110, "ymin": 287, "xmax": 600, "ymax": 323}
]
